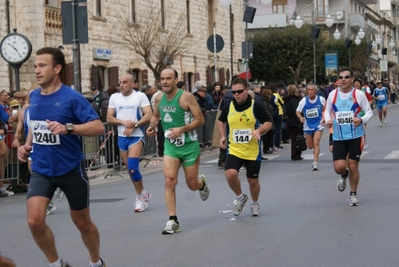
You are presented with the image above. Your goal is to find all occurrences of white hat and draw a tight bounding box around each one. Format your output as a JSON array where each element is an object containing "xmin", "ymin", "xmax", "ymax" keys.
[{"xmin": 194, "ymin": 81, "xmax": 206, "ymax": 90}]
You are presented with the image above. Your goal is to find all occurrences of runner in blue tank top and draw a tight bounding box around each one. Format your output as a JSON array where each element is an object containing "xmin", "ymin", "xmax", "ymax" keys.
[
  {"xmin": 372, "ymin": 81, "xmax": 390, "ymax": 127},
  {"xmin": 324, "ymin": 67, "xmax": 373, "ymax": 207},
  {"xmin": 17, "ymin": 47, "xmax": 106, "ymax": 267},
  {"xmin": 296, "ymin": 84, "xmax": 325, "ymax": 171}
]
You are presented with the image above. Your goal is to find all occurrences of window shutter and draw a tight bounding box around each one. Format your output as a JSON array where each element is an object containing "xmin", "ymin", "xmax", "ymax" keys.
[
  {"xmin": 142, "ymin": 69, "xmax": 148, "ymax": 85},
  {"xmin": 207, "ymin": 66, "xmax": 212, "ymax": 86},
  {"xmin": 108, "ymin": 66, "xmax": 119, "ymax": 87},
  {"xmin": 219, "ymin": 67, "xmax": 225, "ymax": 85},
  {"xmin": 194, "ymin": 72, "xmax": 200, "ymax": 82},
  {"xmin": 65, "ymin": 63, "xmax": 74, "ymax": 87},
  {"xmin": 91, "ymin": 65, "xmax": 98, "ymax": 88}
]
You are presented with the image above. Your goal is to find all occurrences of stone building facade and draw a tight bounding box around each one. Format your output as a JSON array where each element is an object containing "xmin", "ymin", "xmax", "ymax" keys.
[{"xmin": 0, "ymin": 0, "xmax": 246, "ymax": 94}]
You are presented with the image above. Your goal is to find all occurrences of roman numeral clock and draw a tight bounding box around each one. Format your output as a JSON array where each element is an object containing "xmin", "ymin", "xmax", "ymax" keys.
[{"xmin": 0, "ymin": 29, "xmax": 32, "ymax": 91}]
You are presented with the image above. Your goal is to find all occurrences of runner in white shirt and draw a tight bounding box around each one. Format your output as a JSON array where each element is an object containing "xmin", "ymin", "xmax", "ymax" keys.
[{"xmin": 107, "ymin": 74, "xmax": 153, "ymax": 212}]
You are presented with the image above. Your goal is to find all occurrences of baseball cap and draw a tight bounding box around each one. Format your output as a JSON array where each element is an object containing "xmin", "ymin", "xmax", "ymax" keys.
[
  {"xmin": 194, "ymin": 81, "xmax": 206, "ymax": 91},
  {"xmin": 10, "ymin": 99, "xmax": 20, "ymax": 108}
]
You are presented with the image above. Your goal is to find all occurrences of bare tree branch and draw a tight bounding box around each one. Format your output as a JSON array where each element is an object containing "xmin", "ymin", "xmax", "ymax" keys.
[{"xmin": 118, "ymin": 6, "xmax": 195, "ymax": 85}]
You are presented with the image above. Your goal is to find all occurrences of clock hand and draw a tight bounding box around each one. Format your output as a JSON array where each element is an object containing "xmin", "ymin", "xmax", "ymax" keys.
[{"xmin": 7, "ymin": 43, "xmax": 23, "ymax": 58}]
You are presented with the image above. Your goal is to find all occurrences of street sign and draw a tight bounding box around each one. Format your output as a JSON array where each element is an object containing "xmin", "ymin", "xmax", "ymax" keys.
[
  {"xmin": 207, "ymin": 34, "xmax": 224, "ymax": 53},
  {"xmin": 241, "ymin": 42, "xmax": 253, "ymax": 59},
  {"xmin": 380, "ymin": 60, "xmax": 388, "ymax": 72},
  {"xmin": 62, "ymin": 0, "xmax": 89, "ymax": 44}
]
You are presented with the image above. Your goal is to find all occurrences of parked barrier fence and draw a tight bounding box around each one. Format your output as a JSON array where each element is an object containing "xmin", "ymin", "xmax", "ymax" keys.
[{"xmin": 1, "ymin": 112, "xmax": 219, "ymax": 188}]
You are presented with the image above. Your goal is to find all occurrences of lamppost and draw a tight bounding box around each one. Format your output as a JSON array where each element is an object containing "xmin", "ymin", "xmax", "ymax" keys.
[
  {"xmin": 219, "ymin": 0, "xmax": 272, "ymax": 83},
  {"xmin": 293, "ymin": 4, "xmax": 334, "ymax": 84},
  {"xmin": 375, "ymin": 34, "xmax": 395, "ymax": 80},
  {"xmin": 333, "ymin": 19, "xmax": 365, "ymax": 69}
]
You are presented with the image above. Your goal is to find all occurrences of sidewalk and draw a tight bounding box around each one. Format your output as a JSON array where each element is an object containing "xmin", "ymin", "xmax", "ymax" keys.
[{"xmin": 88, "ymin": 146, "xmax": 220, "ymax": 185}]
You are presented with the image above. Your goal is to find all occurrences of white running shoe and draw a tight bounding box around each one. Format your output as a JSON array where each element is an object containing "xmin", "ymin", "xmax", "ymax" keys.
[
  {"xmin": 250, "ymin": 203, "xmax": 262, "ymax": 217},
  {"xmin": 384, "ymin": 118, "xmax": 388, "ymax": 124},
  {"xmin": 348, "ymin": 195, "xmax": 360, "ymax": 206},
  {"xmin": 379, "ymin": 122, "xmax": 383, "ymax": 127},
  {"xmin": 55, "ymin": 188, "xmax": 64, "ymax": 201},
  {"xmin": 363, "ymin": 141, "xmax": 368, "ymax": 150},
  {"xmin": 0, "ymin": 188, "xmax": 14, "ymax": 197},
  {"xmin": 134, "ymin": 198, "xmax": 148, "ymax": 212},
  {"xmin": 46, "ymin": 202, "xmax": 57, "ymax": 215},
  {"xmin": 337, "ymin": 177, "xmax": 346, "ymax": 192},
  {"xmin": 233, "ymin": 194, "xmax": 248, "ymax": 216},
  {"xmin": 312, "ymin": 162, "xmax": 318, "ymax": 171},
  {"xmin": 142, "ymin": 191, "xmax": 151, "ymax": 202},
  {"xmin": 198, "ymin": 174, "xmax": 210, "ymax": 201},
  {"xmin": 162, "ymin": 220, "xmax": 180, "ymax": 234}
]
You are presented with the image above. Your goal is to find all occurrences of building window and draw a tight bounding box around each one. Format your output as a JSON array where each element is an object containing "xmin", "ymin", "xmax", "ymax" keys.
[
  {"xmin": 272, "ymin": 5, "xmax": 287, "ymax": 14},
  {"xmin": 272, "ymin": 0, "xmax": 287, "ymax": 14},
  {"xmin": 316, "ymin": 0, "xmax": 326, "ymax": 18},
  {"xmin": 186, "ymin": 0, "xmax": 191, "ymax": 34},
  {"xmin": 95, "ymin": 0, "xmax": 102, "ymax": 17},
  {"xmin": 131, "ymin": 0, "xmax": 136, "ymax": 23},
  {"xmin": 161, "ymin": 0, "xmax": 165, "ymax": 29}
]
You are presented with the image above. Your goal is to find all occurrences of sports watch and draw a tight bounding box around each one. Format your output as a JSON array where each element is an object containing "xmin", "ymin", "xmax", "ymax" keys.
[{"xmin": 66, "ymin": 123, "xmax": 74, "ymax": 134}]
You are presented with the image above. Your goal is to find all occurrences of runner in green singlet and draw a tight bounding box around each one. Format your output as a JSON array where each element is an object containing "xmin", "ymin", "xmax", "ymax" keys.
[{"xmin": 146, "ymin": 68, "xmax": 210, "ymax": 234}]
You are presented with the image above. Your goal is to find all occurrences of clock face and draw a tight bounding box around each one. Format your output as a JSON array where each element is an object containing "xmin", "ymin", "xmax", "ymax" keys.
[{"xmin": 0, "ymin": 33, "xmax": 32, "ymax": 65}]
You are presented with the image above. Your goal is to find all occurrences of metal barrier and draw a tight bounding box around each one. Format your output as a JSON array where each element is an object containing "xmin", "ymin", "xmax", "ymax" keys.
[
  {"xmin": 196, "ymin": 110, "xmax": 218, "ymax": 147},
  {"xmin": 0, "ymin": 130, "xmax": 24, "ymax": 191},
  {"xmin": 1, "ymin": 114, "xmax": 220, "ymax": 188}
]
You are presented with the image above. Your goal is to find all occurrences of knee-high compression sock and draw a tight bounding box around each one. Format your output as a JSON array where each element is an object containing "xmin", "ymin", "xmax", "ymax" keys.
[{"xmin": 128, "ymin": 157, "xmax": 142, "ymax": 182}]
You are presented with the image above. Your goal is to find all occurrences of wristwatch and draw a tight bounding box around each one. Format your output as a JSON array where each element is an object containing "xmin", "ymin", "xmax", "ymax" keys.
[
  {"xmin": 65, "ymin": 123, "xmax": 74, "ymax": 134},
  {"xmin": 134, "ymin": 124, "xmax": 139, "ymax": 128}
]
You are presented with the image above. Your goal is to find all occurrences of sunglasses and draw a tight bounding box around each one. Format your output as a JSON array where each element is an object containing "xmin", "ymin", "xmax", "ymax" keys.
[
  {"xmin": 338, "ymin": 75, "xmax": 352, "ymax": 80},
  {"xmin": 232, "ymin": 89, "xmax": 246, "ymax": 95}
]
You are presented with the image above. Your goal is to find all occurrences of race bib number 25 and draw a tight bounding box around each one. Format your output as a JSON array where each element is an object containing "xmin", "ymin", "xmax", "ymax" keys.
[
  {"xmin": 164, "ymin": 130, "xmax": 185, "ymax": 146},
  {"xmin": 30, "ymin": 120, "xmax": 60, "ymax": 145}
]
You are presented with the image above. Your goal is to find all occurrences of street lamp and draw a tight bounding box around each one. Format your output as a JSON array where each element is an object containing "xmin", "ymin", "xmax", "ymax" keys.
[
  {"xmin": 218, "ymin": 0, "xmax": 271, "ymax": 83},
  {"xmin": 334, "ymin": 19, "xmax": 365, "ymax": 68},
  {"xmin": 294, "ymin": 4, "xmax": 333, "ymax": 84}
]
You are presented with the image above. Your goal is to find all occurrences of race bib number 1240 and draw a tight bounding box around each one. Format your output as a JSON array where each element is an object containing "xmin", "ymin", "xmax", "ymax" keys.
[{"xmin": 30, "ymin": 120, "xmax": 60, "ymax": 145}]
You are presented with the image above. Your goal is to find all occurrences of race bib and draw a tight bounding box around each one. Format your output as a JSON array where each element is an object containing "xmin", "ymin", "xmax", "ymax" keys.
[
  {"xmin": 335, "ymin": 111, "xmax": 354, "ymax": 125},
  {"xmin": 232, "ymin": 128, "xmax": 252, "ymax": 143},
  {"xmin": 306, "ymin": 108, "xmax": 319, "ymax": 118},
  {"xmin": 30, "ymin": 120, "xmax": 60, "ymax": 145},
  {"xmin": 378, "ymin": 94, "xmax": 385, "ymax": 100},
  {"xmin": 164, "ymin": 130, "xmax": 185, "ymax": 146}
]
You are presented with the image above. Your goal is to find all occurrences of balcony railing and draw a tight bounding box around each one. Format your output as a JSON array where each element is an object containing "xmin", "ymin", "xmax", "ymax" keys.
[{"xmin": 45, "ymin": 5, "xmax": 62, "ymax": 34}]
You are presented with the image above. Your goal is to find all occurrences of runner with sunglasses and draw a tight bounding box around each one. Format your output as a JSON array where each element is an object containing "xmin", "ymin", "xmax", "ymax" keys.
[
  {"xmin": 324, "ymin": 67, "xmax": 373, "ymax": 206},
  {"xmin": 217, "ymin": 77, "xmax": 272, "ymax": 217}
]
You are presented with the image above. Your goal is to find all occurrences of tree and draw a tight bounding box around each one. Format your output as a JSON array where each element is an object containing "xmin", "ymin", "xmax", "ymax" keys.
[
  {"xmin": 288, "ymin": 61, "xmax": 303, "ymax": 85},
  {"xmin": 250, "ymin": 25, "xmax": 324, "ymax": 84},
  {"xmin": 119, "ymin": 6, "xmax": 194, "ymax": 85}
]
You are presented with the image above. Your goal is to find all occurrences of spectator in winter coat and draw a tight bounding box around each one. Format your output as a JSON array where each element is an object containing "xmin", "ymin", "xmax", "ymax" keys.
[{"xmin": 284, "ymin": 85, "xmax": 302, "ymax": 160}]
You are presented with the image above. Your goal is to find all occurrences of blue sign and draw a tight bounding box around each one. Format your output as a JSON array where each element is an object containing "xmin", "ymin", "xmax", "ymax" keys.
[
  {"xmin": 325, "ymin": 51, "xmax": 338, "ymax": 77},
  {"xmin": 93, "ymin": 48, "xmax": 112, "ymax": 60}
]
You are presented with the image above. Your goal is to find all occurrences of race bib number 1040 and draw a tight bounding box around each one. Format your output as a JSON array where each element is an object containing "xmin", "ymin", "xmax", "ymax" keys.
[{"xmin": 30, "ymin": 120, "xmax": 60, "ymax": 145}]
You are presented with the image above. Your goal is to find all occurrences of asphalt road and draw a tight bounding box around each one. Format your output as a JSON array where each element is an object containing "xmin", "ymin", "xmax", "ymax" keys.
[{"xmin": 1, "ymin": 103, "xmax": 399, "ymax": 267}]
